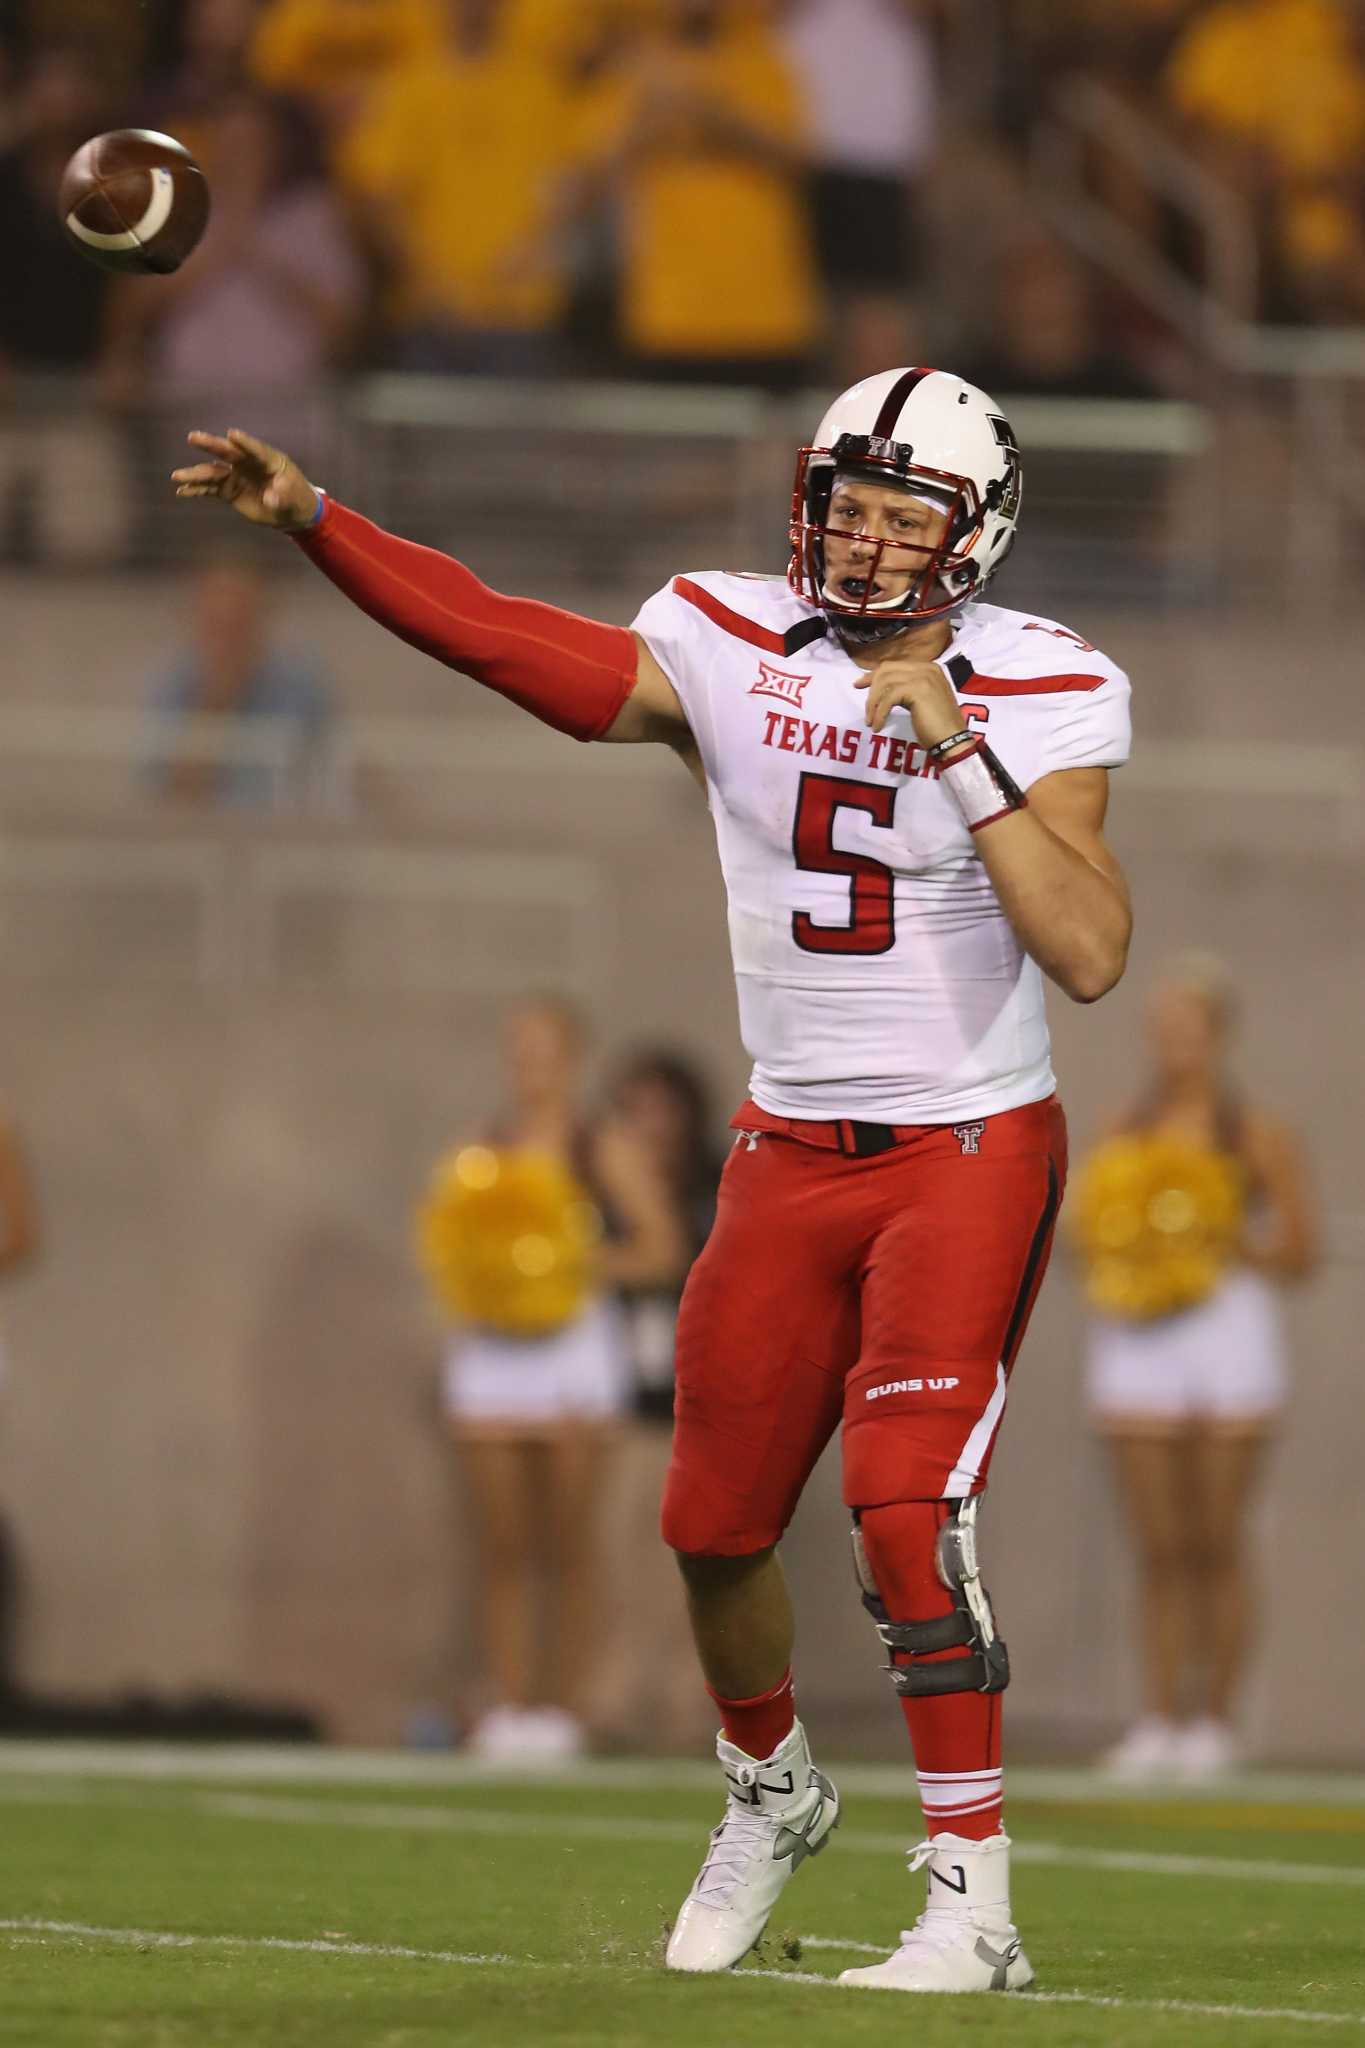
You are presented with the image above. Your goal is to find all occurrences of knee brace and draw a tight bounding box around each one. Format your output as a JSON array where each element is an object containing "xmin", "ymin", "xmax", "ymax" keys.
[{"xmin": 852, "ymin": 1497, "xmax": 1010, "ymax": 1698}]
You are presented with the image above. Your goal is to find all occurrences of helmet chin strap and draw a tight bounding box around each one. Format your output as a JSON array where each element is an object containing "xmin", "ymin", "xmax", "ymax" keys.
[{"xmin": 826, "ymin": 610, "xmax": 918, "ymax": 651}]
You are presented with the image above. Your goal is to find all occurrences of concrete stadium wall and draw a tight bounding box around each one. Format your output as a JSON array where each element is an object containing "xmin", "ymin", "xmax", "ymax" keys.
[{"xmin": 0, "ymin": 573, "xmax": 1358, "ymax": 1761}]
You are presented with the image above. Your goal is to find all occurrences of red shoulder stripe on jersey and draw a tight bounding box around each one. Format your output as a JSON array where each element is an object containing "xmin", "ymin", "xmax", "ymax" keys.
[
  {"xmin": 672, "ymin": 576, "xmax": 790, "ymax": 654},
  {"xmin": 967, "ymin": 672, "xmax": 1105, "ymax": 696}
]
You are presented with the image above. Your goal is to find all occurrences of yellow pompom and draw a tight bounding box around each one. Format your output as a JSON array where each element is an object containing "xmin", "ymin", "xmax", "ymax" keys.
[
  {"xmin": 1071, "ymin": 1134, "xmax": 1244, "ymax": 1321},
  {"xmin": 416, "ymin": 1146, "xmax": 601, "ymax": 1337}
]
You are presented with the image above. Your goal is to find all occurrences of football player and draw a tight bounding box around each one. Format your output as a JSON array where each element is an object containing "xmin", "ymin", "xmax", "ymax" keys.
[{"xmin": 174, "ymin": 366, "xmax": 1132, "ymax": 1992}]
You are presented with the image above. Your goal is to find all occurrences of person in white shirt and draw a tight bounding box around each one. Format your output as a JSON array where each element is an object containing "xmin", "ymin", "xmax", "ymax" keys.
[
  {"xmin": 172, "ymin": 362, "xmax": 1132, "ymax": 1994},
  {"xmin": 780, "ymin": 0, "xmax": 938, "ymax": 377}
]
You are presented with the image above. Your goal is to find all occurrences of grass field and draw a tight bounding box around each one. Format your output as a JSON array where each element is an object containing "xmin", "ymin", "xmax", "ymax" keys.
[{"xmin": 2, "ymin": 1744, "xmax": 1364, "ymax": 2046}]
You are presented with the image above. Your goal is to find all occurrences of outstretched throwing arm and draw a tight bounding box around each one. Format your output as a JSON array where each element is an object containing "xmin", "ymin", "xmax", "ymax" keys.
[{"xmin": 171, "ymin": 430, "xmax": 689, "ymax": 748}]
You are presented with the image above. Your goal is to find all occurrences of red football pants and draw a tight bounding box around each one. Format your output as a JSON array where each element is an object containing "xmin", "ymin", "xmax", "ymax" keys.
[{"xmin": 662, "ymin": 1095, "xmax": 1067, "ymax": 1556}]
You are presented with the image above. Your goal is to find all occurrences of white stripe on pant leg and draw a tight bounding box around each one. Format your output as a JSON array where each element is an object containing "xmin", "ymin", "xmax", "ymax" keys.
[{"xmin": 942, "ymin": 1363, "xmax": 1007, "ymax": 1497}]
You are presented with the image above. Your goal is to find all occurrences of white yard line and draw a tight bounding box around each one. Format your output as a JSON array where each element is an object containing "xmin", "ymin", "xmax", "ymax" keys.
[
  {"xmin": 1015, "ymin": 1838, "xmax": 1365, "ymax": 1887},
  {"xmin": 0, "ymin": 1739, "xmax": 1361, "ymax": 1808},
  {"xmin": 0, "ymin": 1917, "xmax": 517, "ymax": 1967},
  {"xmin": 1021, "ymin": 1993, "xmax": 1363, "ymax": 2028},
  {"xmin": 2, "ymin": 1916, "xmax": 1361, "ymax": 2029},
  {"xmin": 3, "ymin": 1778, "xmax": 1363, "ymax": 1888}
]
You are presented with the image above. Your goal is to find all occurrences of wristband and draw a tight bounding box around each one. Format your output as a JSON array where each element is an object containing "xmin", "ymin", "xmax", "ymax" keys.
[
  {"xmin": 939, "ymin": 737, "xmax": 1028, "ymax": 834},
  {"xmin": 925, "ymin": 727, "xmax": 976, "ymax": 763}
]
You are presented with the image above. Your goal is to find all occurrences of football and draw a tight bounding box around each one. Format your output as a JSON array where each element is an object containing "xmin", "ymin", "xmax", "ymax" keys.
[{"xmin": 58, "ymin": 129, "xmax": 210, "ymax": 275}]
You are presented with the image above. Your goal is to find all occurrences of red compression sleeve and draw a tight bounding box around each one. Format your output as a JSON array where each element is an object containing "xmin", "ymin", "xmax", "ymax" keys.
[{"xmin": 293, "ymin": 496, "xmax": 638, "ymax": 741}]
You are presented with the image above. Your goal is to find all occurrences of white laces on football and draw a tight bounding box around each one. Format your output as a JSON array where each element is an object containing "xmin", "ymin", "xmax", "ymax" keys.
[{"xmin": 692, "ymin": 1811, "xmax": 778, "ymax": 1907}]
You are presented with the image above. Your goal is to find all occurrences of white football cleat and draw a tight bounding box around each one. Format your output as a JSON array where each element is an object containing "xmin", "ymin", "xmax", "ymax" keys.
[
  {"xmin": 839, "ymin": 1831, "xmax": 1033, "ymax": 1994},
  {"xmin": 665, "ymin": 1719, "xmax": 839, "ymax": 1972}
]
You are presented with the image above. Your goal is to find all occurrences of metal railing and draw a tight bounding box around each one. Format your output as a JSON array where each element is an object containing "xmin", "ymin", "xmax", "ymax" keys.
[
  {"xmin": 0, "ymin": 372, "xmax": 1213, "ymax": 610},
  {"xmin": 1029, "ymin": 77, "xmax": 1365, "ymax": 606},
  {"xmin": 1031, "ymin": 75, "xmax": 1260, "ymax": 350}
]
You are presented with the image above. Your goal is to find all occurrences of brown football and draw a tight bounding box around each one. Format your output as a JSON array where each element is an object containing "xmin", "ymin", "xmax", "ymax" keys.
[{"xmin": 58, "ymin": 129, "xmax": 210, "ymax": 275}]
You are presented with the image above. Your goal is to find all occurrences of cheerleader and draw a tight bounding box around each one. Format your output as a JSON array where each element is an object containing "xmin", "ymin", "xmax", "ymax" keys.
[
  {"xmin": 1077, "ymin": 956, "xmax": 1317, "ymax": 1778},
  {"xmin": 423, "ymin": 997, "xmax": 686, "ymax": 1758}
]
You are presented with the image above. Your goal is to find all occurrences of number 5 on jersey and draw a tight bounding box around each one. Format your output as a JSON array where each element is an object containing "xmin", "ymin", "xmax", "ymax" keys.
[{"xmin": 792, "ymin": 773, "xmax": 897, "ymax": 955}]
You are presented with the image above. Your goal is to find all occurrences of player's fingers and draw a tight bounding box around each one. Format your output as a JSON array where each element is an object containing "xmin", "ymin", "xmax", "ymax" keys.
[
  {"xmin": 226, "ymin": 428, "xmax": 282, "ymax": 469},
  {"xmin": 186, "ymin": 431, "xmax": 239, "ymax": 461},
  {"xmin": 870, "ymin": 680, "xmax": 909, "ymax": 732},
  {"xmin": 171, "ymin": 461, "xmax": 230, "ymax": 484}
]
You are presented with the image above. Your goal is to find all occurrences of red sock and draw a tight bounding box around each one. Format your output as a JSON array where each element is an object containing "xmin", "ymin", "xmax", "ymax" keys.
[
  {"xmin": 707, "ymin": 1669, "xmax": 796, "ymax": 1761},
  {"xmin": 859, "ymin": 1502, "xmax": 1003, "ymax": 1841},
  {"xmin": 900, "ymin": 1684, "xmax": 1003, "ymax": 1841}
]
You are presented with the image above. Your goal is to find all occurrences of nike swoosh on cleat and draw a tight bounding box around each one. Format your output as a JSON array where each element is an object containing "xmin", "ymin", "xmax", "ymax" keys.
[
  {"xmin": 974, "ymin": 1935, "xmax": 1021, "ymax": 1990},
  {"xmin": 773, "ymin": 1785, "xmax": 838, "ymax": 1867}
]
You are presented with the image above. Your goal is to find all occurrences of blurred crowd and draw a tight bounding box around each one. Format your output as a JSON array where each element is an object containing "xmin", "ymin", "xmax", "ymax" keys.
[{"xmin": 5, "ymin": 0, "xmax": 1365, "ymax": 432}]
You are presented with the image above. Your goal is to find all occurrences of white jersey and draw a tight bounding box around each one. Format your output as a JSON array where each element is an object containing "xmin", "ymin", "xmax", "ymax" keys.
[{"xmin": 632, "ymin": 573, "xmax": 1131, "ymax": 1122}]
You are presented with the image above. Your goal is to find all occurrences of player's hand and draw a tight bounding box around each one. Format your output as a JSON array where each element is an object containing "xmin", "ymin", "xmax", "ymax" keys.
[
  {"xmin": 854, "ymin": 656, "xmax": 964, "ymax": 746},
  {"xmin": 171, "ymin": 429, "xmax": 320, "ymax": 531}
]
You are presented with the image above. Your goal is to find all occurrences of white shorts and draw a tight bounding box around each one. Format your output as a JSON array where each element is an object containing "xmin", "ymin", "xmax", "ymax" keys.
[
  {"xmin": 441, "ymin": 1297, "xmax": 629, "ymax": 1428},
  {"xmin": 1085, "ymin": 1268, "xmax": 1287, "ymax": 1426}
]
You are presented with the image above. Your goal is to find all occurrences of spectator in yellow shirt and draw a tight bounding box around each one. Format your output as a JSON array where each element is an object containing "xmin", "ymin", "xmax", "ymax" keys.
[
  {"xmin": 1164, "ymin": 0, "xmax": 1365, "ymax": 317},
  {"xmin": 252, "ymin": 0, "xmax": 442, "ymax": 93},
  {"xmin": 1166, "ymin": 0, "xmax": 1365, "ymax": 183},
  {"xmin": 251, "ymin": 0, "xmax": 443, "ymax": 145},
  {"xmin": 252, "ymin": 0, "xmax": 655, "ymax": 153},
  {"xmin": 334, "ymin": 0, "xmax": 587, "ymax": 371},
  {"xmin": 541, "ymin": 0, "xmax": 820, "ymax": 388}
]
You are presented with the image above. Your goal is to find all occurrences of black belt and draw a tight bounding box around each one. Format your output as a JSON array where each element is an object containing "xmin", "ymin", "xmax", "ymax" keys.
[{"xmin": 836, "ymin": 1120, "xmax": 901, "ymax": 1158}]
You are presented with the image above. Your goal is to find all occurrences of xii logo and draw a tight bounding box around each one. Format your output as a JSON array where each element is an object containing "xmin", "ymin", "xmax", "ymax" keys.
[{"xmin": 749, "ymin": 662, "xmax": 811, "ymax": 709}]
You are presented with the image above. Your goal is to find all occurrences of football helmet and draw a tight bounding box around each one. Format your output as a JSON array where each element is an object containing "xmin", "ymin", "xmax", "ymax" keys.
[{"xmin": 789, "ymin": 367, "xmax": 1023, "ymax": 641}]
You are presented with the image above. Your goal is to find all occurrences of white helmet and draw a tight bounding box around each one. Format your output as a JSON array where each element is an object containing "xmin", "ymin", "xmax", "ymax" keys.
[{"xmin": 788, "ymin": 366, "xmax": 1022, "ymax": 636}]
